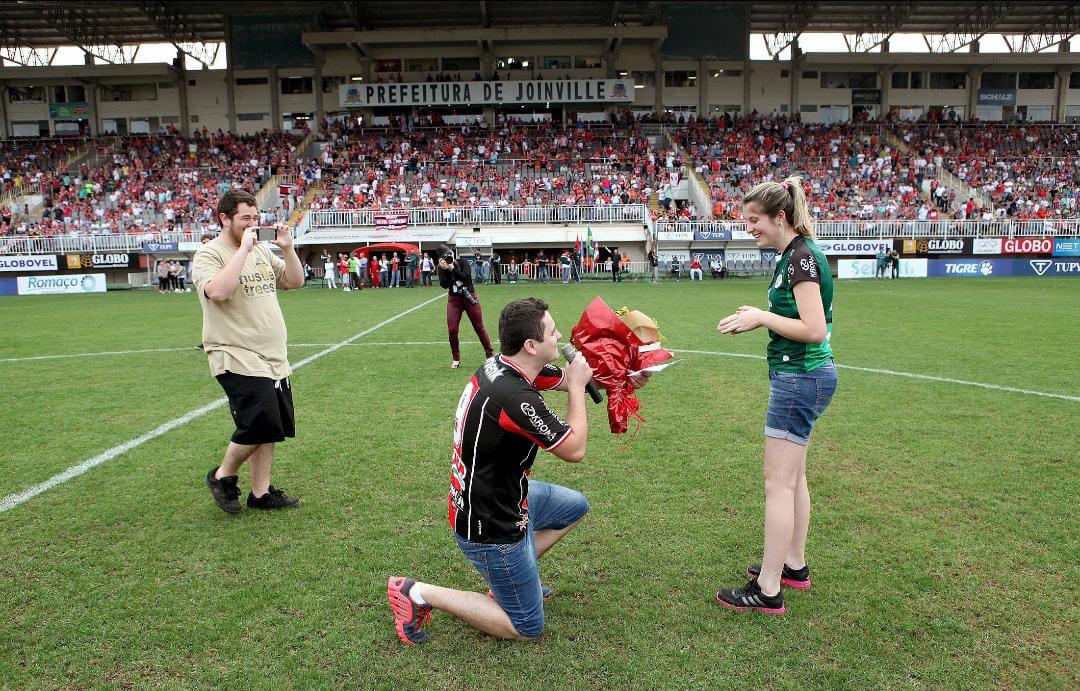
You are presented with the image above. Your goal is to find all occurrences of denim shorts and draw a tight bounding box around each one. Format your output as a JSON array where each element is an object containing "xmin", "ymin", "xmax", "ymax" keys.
[
  {"xmin": 454, "ymin": 481, "xmax": 589, "ymax": 638},
  {"xmin": 765, "ymin": 360, "xmax": 838, "ymax": 446}
]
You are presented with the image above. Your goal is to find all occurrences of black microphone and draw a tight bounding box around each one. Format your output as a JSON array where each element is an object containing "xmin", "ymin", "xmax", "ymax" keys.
[{"xmin": 560, "ymin": 344, "xmax": 603, "ymax": 404}]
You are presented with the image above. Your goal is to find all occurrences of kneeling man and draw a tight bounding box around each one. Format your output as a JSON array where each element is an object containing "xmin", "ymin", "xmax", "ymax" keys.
[{"xmin": 388, "ymin": 297, "xmax": 593, "ymax": 643}]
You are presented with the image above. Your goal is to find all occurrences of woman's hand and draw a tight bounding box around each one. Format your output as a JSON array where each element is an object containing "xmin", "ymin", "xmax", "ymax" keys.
[{"xmin": 717, "ymin": 306, "xmax": 765, "ymax": 335}]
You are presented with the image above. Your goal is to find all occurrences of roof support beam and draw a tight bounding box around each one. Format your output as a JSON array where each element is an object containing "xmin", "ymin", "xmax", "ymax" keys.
[
  {"xmin": 924, "ymin": 1, "xmax": 1013, "ymax": 53},
  {"xmin": 43, "ymin": 4, "xmax": 138, "ymax": 64},
  {"xmin": 849, "ymin": 2, "xmax": 918, "ymax": 53},
  {"xmin": 137, "ymin": 2, "xmax": 220, "ymax": 68},
  {"xmin": 763, "ymin": 2, "xmax": 818, "ymax": 58},
  {"xmin": 0, "ymin": 27, "xmax": 52, "ymax": 67},
  {"xmin": 1019, "ymin": 4, "xmax": 1080, "ymax": 53}
]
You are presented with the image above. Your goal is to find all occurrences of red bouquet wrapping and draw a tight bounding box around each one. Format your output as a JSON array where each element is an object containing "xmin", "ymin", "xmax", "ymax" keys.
[{"xmin": 570, "ymin": 297, "xmax": 673, "ymax": 434}]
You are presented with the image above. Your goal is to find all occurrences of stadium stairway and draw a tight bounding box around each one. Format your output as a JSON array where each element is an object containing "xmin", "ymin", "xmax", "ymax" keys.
[{"xmin": 882, "ymin": 128, "xmax": 990, "ymax": 215}]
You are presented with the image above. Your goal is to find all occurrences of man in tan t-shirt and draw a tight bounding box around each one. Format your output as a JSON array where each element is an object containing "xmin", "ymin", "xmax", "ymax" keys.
[{"xmin": 193, "ymin": 189, "xmax": 305, "ymax": 514}]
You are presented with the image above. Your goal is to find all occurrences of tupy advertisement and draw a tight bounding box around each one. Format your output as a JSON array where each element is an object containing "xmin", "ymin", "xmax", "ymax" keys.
[
  {"xmin": 816, "ymin": 239, "xmax": 894, "ymax": 256},
  {"xmin": 0, "ymin": 255, "xmax": 58, "ymax": 272},
  {"xmin": 1002, "ymin": 237, "xmax": 1054, "ymax": 255},
  {"xmin": 1018, "ymin": 259, "xmax": 1080, "ymax": 276},
  {"xmin": 16, "ymin": 273, "xmax": 107, "ymax": 295}
]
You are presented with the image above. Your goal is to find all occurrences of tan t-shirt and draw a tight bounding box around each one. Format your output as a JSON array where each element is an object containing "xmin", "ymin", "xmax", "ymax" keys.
[{"xmin": 192, "ymin": 236, "xmax": 291, "ymax": 379}]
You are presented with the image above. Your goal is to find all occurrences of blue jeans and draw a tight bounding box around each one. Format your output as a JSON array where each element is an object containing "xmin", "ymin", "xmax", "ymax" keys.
[
  {"xmin": 454, "ymin": 481, "xmax": 589, "ymax": 638},
  {"xmin": 765, "ymin": 360, "xmax": 837, "ymax": 446}
]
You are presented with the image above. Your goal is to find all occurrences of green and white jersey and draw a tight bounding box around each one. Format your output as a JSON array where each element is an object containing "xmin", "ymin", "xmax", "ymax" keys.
[{"xmin": 766, "ymin": 236, "xmax": 834, "ymax": 373}]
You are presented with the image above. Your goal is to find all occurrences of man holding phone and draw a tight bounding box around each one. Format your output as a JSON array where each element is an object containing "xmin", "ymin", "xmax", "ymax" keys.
[{"xmin": 193, "ymin": 189, "xmax": 306, "ymax": 514}]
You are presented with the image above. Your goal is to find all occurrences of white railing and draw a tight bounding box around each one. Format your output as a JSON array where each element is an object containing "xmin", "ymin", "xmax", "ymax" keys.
[
  {"xmin": 3, "ymin": 218, "xmax": 1078, "ymax": 255},
  {"xmin": 0, "ymin": 229, "xmax": 203, "ymax": 255},
  {"xmin": 306, "ymin": 204, "xmax": 649, "ymax": 230},
  {"xmin": 656, "ymin": 219, "xmax": 1080, "ymax": 239}
]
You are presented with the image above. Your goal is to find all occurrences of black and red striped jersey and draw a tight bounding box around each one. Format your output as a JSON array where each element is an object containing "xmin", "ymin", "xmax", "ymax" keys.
[{"xmin": 448, "ymin": 355, "xmax": 571, "ymax": 544}]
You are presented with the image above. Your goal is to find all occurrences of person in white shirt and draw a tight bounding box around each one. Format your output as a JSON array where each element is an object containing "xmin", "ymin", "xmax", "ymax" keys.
[{"xmin": 321, "ymin": 251, "xmax": 336, "ymax": 289}]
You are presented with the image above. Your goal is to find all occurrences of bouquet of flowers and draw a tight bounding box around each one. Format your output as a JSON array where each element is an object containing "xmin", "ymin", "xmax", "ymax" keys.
[{"xmin": 570, "ymin": 297, "xmax": 673, "ymax": 434}]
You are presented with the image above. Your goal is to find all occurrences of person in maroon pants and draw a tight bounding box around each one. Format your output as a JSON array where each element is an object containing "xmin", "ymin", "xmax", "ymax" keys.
[{"xmin": 437, "ymin": 244, "xmax": 494, "ymax": 369}]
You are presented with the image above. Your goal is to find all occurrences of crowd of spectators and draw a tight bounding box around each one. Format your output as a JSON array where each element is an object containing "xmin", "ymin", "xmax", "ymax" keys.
[
  {"xmin": 3, "ymin": 116, "xmax": 1080, "ymax": 241},
  {"xmin": 303, "ymin": 120, "xmax": 681, "ymax": 213},
  {"xmin": 894, "ymin": 123, "xmax": 1080, "ymax": 220},
  {"xmin": 1, "ymin": 127, "xmax": 303, "ymax": 238}
]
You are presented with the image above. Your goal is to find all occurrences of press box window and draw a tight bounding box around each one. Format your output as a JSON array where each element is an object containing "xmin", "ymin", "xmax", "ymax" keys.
[
  {"xmin": 664, "ymin": 71, "xmax": 697, "ymax": 87},
  {"xmin": 574, "ymin": 56, "xmax": 602, "ymax": 69},
  {"xmin": 820, "ymin": 72, "xmax": 875, "ymax": 89},
  {"xmin": 236, "ymin": 77, "xmax": 269, "ymax": 86},
  {"xmin": 981, "ymin": 72, "xmax": 1016, "ymax": 89},
  {"xmin": 929, "ymin": 72, "xmax": 966, "ymax": 90},
  {"xmin": 1019, "ymin": 72, "xmax": 1055, "ymax": 89},
  {"xmin": 280, "ymin": 77, "xmax": 313, "ymax": 95},
  {"xmin": 543, "ymin": 56, "xmax": 571, "ymax": 70},
  {"xmin": 443, "ymin": 56, "xmax": 480, "ymax": 71}
]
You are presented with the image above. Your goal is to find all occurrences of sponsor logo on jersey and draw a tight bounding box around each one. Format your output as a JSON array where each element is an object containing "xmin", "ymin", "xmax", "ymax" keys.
[{"xmin": 520, "ymin": 402, "xmax": 556, "ymax": 441}]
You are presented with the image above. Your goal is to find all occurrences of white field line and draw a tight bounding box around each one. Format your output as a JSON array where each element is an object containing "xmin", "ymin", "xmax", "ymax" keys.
[
  {"xmin": 0, "ymin": 294, "xmax": 446, "ymax": 514},
  {"xmin": 669, "ymin": 349, "xmax": 1080, "ymax": 403},
  {"xmin": 0, "ymin": 341, "xmax": 476, "ymax": 363}
]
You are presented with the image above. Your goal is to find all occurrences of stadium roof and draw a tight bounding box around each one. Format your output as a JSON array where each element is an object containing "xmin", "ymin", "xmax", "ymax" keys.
[{"xmin": 1, "ymin": 1, "xmax": 1078, "ymax": 61}]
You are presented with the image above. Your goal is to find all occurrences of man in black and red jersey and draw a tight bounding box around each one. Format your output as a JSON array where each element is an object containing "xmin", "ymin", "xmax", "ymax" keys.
[{"xmin": 387, "ymin": 297, "xmax": 595, "ymax": 644}]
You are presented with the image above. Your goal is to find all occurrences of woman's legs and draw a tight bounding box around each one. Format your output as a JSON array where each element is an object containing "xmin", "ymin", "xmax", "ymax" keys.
[{"xmin": 758, "ymin": 437, "xmax": 808, "ymax": 596}]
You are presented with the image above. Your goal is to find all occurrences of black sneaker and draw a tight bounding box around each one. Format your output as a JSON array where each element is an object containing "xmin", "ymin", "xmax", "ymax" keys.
[
  {"xmin": 747, "ymin": 563, "xmax": 811, "ymax": 590},
  {"xmin": 206, "ymin": 466, "xmax": 241, "ymax": 514},
  {"xmin": 247, "ymin": 485, "xmax": 301, "ymax": 509},
  {"xmin": 716, "ymin": 578, "xmax": 786, "ymax": 614}
]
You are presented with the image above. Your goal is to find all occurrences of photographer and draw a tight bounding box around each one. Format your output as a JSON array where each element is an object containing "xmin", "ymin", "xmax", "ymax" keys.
[
  {"xmin": 194, "ymin": 189, "xmax": 305, "ymax": 514},
  {"xmin": 437, "ymin": 244, "xmax": 494, "ymax": 369}
]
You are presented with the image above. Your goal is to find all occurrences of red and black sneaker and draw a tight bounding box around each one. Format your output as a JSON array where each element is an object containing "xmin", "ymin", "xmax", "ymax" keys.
[
  {"xmin": 746, "ymin": 563, "xmax": 811, "ymax": 590},
  {"xmin": 716, "ymin": 578, "xmax": 786, "ymax": 614},
  {"xmin": 387, "ymin": 577, "xmax": 432, "ymax": 645}
]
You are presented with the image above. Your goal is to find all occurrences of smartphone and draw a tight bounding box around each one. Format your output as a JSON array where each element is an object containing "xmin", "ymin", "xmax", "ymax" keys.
[{"xmin": 256, "ymin": 227, "xmax": 277, "ymax": 242}]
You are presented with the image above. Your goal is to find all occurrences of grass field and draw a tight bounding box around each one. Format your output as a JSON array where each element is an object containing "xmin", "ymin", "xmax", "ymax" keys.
[{"xmin": 1, "ymin": 277, "xmax": 1077, "ymax": 689}]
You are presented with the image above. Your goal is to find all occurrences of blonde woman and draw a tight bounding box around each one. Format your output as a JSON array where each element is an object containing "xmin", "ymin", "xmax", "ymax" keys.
[{"xmin": 715, "ymin": 177, "xmax": 837, "ymax": 614}]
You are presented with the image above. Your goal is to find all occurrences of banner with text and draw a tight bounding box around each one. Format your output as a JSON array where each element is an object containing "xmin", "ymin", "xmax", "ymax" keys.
[
  {"xmin": 65, "ymin": 253, "xmax": 136, "ymax": 269},
  {"xmin": 341, "ymin": 79, "xmax": 635, "ymax": 108},
  {"xmin": 657, "ymin": 230, "xmax": 694, "ymax": 242},
  {"xmin": 905, "ymin": 238, "xmax": 972, "ymax": 255},
  {"xmin": 1053, "ymin": 238, "xmax": 1080, "ymax": 256},
  {"xmin": 17, "ymin": 273, "xmax": 107, "ymax": 295},
  {"xmin": 692, "ymin": 227, "xmax": 733, "ymax": 242},
  {"xmin": 0, "ymin": 255, "xmax": 58, "ymax": 272},
  {"xmin": 817, "ymin": 239, "xmax": 894, "ymax": 256},
  {"xmin": 972, "ymin": 238, "xmax": 1003, "ymax": 255},
  {"xmin": 374, "ymin": 211, "xmax": 408, "ymax": 231},
  {"xmin": 1001, "ymin": 237, "xmax": 1054, "ymax": 255},
  {"xmin": 142, "ymin": 241, "xmax": 179, "ymax": 254},
  {"xmin": 838, "ymin": 258, "xmax": 927, "ymax": 279}
]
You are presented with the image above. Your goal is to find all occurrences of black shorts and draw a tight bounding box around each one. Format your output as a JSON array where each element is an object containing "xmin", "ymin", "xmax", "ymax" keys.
[{"xmin": 216, "ymin": 372, "xmax": 295, "ymax": 445}]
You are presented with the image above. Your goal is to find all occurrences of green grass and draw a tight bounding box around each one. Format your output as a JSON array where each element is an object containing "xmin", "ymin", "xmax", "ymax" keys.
[{"xmin": 1, "ymin": 278, "xmax": 1077, "ymax": 689}]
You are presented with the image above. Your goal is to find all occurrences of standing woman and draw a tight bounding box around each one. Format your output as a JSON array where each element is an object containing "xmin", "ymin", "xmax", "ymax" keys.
[
  {"xmin": 715, "ymin": 177, "xmax": 837, "ymax": 615},
  {"xmin": 436, "ymin": 244, "xmax": 494, "ymax": 369}
]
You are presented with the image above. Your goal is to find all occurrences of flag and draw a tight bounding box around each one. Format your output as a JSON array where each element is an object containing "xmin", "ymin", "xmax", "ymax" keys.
[
  {"xmin": 586, "ymin": 227, "xmax": 594, "ymax": 259},
  {"xmin": 575, "ymin": 234, "xmax": 582, "ymax": 256}
]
